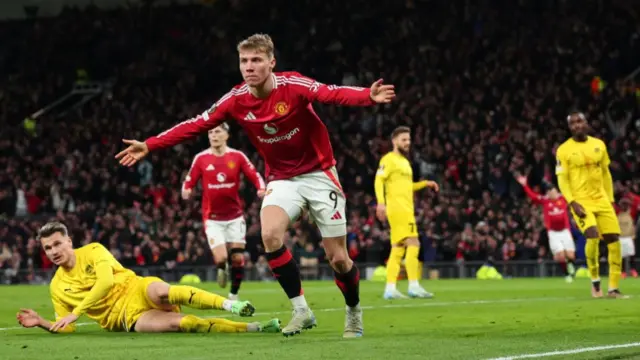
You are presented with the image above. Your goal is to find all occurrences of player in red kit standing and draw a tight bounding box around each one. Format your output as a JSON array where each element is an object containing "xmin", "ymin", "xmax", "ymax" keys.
[
  {"xmin": 182, "ymin": 123, "xmax": 266, "ymax": 300},
  {"xmin": 516, "ymin": 175, "xmax": 576, "ymax": 282},
  {"xmin": 116, "ymin": 33, "xmax": 396, "ymax": 338}
]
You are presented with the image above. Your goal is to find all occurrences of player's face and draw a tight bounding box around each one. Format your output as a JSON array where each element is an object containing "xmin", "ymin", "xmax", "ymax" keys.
[
  {"xmin": 208, "ymin": 127, "xmax": 229, "ymax": 147},
  {"xmin": 41, "ymin": 232, "xmax": 73, "ymax": 266},
  {"xmin": 547, "ymin": 188, "xmax": 560, "ymax": 200},
  {"xmin": 393, "ymin": 133, "xmax": 411, "ymax": 155},
  {"xmin": 239, "ymin": 49, "xmax": 275, "ymax": 86},
  {"xmin": 568, "ymin": 114, "xmax": 588, "ymax": 137}
]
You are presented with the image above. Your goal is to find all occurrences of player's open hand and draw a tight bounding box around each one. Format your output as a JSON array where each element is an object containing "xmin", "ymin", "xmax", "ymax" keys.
[
  {"xmin": 17, "ymin": 309, "xmax": 42, "ymax": 328},
  {"xmin": 182, "ymin": 188, "xmax": 192, "ymax": 200},
  {"xmin": 376, "ymin": 204, "xmax": 387, "ymax": 222},
  {"xmin": 49, "ymin": 313, "xmax": 78, "ymax": 332},
  {"xmin": 569, "ymin": 201, "xmax": 587, "ymax": 218},
  {"xmin": 426, "ymin": 181, "xmax": 439, "ymax": 192},
  {"xmin": 115, "ymin": 139, "xmax": 149, "ymax": 167},
  {"xmin": 370, "ymin": 79, "xmax": 395, "ymax": 104},
  {"xmin": 515, "ymin": 175, "xmax": 527, "ymax": 186}
]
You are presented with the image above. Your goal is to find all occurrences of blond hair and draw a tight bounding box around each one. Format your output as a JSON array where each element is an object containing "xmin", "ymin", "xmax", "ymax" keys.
[
  {"xmin": 237, "ymin": 33, "xmax": 275, "ymax": 58},
  {"xmin": 37, "ymin": 221, "xmax": 69, "ymax": 241}
]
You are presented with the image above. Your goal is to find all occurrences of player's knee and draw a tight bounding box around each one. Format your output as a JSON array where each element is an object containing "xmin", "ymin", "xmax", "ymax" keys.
[
  {"xmin": 584, "ymin": 227, "xmax": 599, "ymax": 239},
  {"xmin": 148, "ymin": 281, "xmax": 170, "ymax": 304},
  {"xmin": 170, "ymin": 316, "xmax": 182, "ymax": 332},
  {"xmin": 229, "ymin": 249, "xmax": 245, "ymax": 266},
  {"xmin": 328, "ymin": 251, "xmax": 352, "ymax": 273}
]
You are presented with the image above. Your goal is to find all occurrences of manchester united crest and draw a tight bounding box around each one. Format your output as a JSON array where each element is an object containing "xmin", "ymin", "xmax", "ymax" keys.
[
  {"xmin": 274, "ymin": 102, "xmax": 289, "ymax": 115},
  {"xmin": 227, "ymin": 161, "xmax": 236, "ymax": 169}
]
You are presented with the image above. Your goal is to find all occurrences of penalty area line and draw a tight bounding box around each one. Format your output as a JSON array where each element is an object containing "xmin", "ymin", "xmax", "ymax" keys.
[{"xmin": 486, "ymin": 342, "xmax": 640, "ymax": 360}]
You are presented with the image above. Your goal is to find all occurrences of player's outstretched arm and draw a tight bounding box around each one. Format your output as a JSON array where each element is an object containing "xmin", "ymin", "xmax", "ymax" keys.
[
  {"xmin": 17, "ymin": 309, "xmax": 75, "ymax": 334},
  {"xmin": 515, "ymin": 174, "xmax": 542, "ymax": 204},
  {"xmin": 116, "ymin": 96, "xmax": 231, "ymax": 167},
  {"xmin": 290, "ymin": 72, "xmax": 395, "ymax": 106},
  {"xmin": 182, "ymin": 155, "xmax": 203, "ymax": 200}
]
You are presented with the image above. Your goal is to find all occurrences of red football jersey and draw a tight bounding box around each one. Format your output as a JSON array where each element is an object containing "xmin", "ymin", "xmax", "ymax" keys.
[
  {"xmin": 146, "ymin": 71, "xmax": 375, "ymax": 181},
  {"xmin": 522, "ymin": 184, "xmax": 570, "ymax": 231},
  {"xmin": 183, "ymin": 147, "xmax": 265, "ymax": 222}
]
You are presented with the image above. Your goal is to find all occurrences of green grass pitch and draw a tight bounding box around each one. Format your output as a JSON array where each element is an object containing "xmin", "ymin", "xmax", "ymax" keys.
[{"xmin": 1, "ymin": 278, "xmax": 639, "ymax": 360}]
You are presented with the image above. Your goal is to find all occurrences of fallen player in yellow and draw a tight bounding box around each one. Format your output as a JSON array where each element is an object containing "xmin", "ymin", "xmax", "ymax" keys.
[{"xmin": 17, "ymin": 221, "xmax": 280, "ymax": 334}]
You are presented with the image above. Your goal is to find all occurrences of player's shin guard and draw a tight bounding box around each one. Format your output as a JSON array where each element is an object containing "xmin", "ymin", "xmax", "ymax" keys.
[
  {"xmin": 585, "ymin": 238, "xmax": 600, "ymax": 281},
  {"xmin": 168, "ymin": 285, "xmax": 230, "ymax": 311},
  {"xmin": 405, "ymin": 245, "xmax": 421, "ymax": 283},
  {"xmin": 266, "ymin": 245, "xmax": 306, "ymax": 308},
  {"xmin": 229, "ymin": 249, "xmax": 245, "ymax": 295},
  {"xmin": 386, "ymin": 247, "xmax": 405, "ymax": 288},
  {"xmin": 179, "ymin": 315, "xmax": 248, "ymax": 333},
  {"xmin": 334, "ymin": 264, "xmax": 360, "ymax": 308},
  {"xmin": 607, "ymin": 240, "xmax": 622, "ymax": 290}
]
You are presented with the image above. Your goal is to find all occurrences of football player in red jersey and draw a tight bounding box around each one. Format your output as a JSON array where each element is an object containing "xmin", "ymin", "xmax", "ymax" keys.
[
  {"xmin": 516, "ymin": 175, "xmax": 576, "ymax": 282},
  {"xmin": 182, "ymin": 123, "xmax": 265, "ymax": 299},
  {"xmin": 116, "ymin": 33, "xmax": 395, "ymax": 338}
]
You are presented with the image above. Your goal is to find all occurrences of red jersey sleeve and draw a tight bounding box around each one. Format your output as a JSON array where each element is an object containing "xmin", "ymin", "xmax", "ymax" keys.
[
  {"xmin": 522, "ymin": 184, "xmax": 544, "ymax": 205},
  {"xmin": 182, "ymin": 155, "xmax": 202, "ymax": 191},
  {"xmin": 287, "ymin": 72, "xmax": 375, "ymax": 106},
  {"xmin": 238, "ymin": 152, "xmax": 266, "ymax": 190},
  {"xmin": 145, "ymin": 91, "xmax": 234, "ymax": 151}
]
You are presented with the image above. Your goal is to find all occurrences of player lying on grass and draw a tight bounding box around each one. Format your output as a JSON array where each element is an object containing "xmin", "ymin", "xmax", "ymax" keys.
[{"xmin": 16, "ymin": 221, "xmax": 281, "ymax": 334}]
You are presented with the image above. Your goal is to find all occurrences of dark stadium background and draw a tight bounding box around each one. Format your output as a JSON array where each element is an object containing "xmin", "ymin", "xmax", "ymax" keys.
[{"xmin": 0, "ymin": 0, "xmax": 638, "ymax": 285}]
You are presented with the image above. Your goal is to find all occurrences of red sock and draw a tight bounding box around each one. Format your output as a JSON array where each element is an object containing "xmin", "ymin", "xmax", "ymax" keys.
[{"xmin": 266, "ymin": 246, "xmax": 303, "ymax": 298}]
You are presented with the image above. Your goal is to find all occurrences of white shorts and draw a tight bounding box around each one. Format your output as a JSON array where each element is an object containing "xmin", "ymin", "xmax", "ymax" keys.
[
  {"xmin": 204, "ymin": 217, "xmax": 246, "ymax": 249},
  {"xmin": 261, "ymin": 167, "xmax": 346, "ymax": 238},
  {"xmin": 621, "ymin": 236, "xmax": 636, "ymax": 258},
  {"xmin": 548, "ymin": 229, "xmax": 575, "ymax": 255}
]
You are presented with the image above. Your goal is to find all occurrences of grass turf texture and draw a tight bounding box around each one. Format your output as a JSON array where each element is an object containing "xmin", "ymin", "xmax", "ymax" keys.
[{"xmin": 1, "ymin": 278, "xmax": 639, "ymax": 360}]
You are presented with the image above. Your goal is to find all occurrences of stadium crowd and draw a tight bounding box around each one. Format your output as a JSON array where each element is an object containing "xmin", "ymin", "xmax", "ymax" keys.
[{"xmin": 1, "ymin": 0, "xmax": 639, "ymax": 284}]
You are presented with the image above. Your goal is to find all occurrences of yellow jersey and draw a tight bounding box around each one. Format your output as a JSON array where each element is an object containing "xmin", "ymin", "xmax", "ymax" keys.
[
  {"xmin": 374, "ymin": 151, "xmax": 429, "ymax": 215},
  {"xmin": 50, "ymin": 243, "xmax": 137, "ymax": 332},
  {"xmin": 555, "ymin": 136, "xmax": 614, "ymax": 204}
]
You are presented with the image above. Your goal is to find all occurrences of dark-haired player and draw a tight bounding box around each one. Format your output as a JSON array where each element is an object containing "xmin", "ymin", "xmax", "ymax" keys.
[
  {"xmin": 374, "ymin": 126, "xmax": 438, "ymax": 299},
  {"xmin": 555, "ymin": 111, "xmax": 625, "ymax": 298}
]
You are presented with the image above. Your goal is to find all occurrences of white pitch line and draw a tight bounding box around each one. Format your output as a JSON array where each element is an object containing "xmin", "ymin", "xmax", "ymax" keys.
[
  {"xmin": 0, "ymin": 296, "xmax": 572, "ymax": 332},
  {"xmin": 486, "ymin": 342, "xmax": 640, "ymax": 360}
]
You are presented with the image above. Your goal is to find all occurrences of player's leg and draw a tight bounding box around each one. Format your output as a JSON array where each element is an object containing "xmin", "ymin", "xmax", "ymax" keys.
[
  {"xmin": 205, "ymin": 220, "xmax": 229, "ymax": 289},
  {"xmin": 260, "ymin": 180, "xmax": 312, "ymax": 336},
  {"xmin": 305, "ymin": 168, "xmax": 362, "ymax": 338},
  {"xmin": 620, "ymin": 236, "xmax": 635, "ymax": 278},
  {"xmin": 384, "ymin": 240, "xmax": 407, "ymax": 299},
  {"xmin": 594, "ymin": 202, "xmax": 626, "ymax": 298},
  {"xmin": 224, "ymin": 217, "xmax": 247, "ymax": 299},
  {"xmin": 145, "ymin": 279, "xmax": 255, "ymax": 316},
  {"xmin": 404, "ymin": 236, "xmax": 433, "ymax": 298},
  {"xmin": 549, "ymin": 230, "xmax": 575, "ymax": 282},
  {"xmin": 132, "ymin": 310, "xmax": 281, "ymax": 333},
  {"xmin": 571, "ymin": 208, "xmax": 602, "ymax": 297}
]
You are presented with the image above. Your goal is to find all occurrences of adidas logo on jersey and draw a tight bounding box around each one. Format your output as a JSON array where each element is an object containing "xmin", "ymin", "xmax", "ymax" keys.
[
  {"xmin": 244, "ymin": 112, "xmax": 256, "ymax": 121},
  {"xmin": 206, "ymin": 164, "xmax": 215, "ymax": 171},
  {"xmin": 330, "ymin": 211, "xmax": 342, "ymax": 220}
]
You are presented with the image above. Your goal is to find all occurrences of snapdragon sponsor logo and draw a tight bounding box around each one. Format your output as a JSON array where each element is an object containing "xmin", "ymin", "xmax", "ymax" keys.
[
  {"xmin": 207, "ymin": 183, "xmax": 235, "ymax": 189},
  {"xmin": 257, "ymin": 128, "xmax": 300, "ymax": 144}
]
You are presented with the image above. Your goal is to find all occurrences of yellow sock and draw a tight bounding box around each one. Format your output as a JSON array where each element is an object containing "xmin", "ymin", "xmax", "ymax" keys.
[
  {"xmin": 168, "ymin": 285, "xmax": 226, "ymax": 310},
  {"xmin": 417, "ymin": 261, "xmax": 424, "ymax": 280},
  {"xmin": 179, "ymin": 315, "xmax": 248, "ymax": 333},
  {"xmin": 405, "ymin": 246, "xmax": 420, "ymax": 282},
  {"xmin": 607, "ymin": 240, "xmax": 622, "ymax": 291},
  {"xmin": 386, "ymin": 247, "xmax": 405, "ymax": 285},
  {"xmin": 585, "ymin": 238, "xmax": 600, "ymax": 281}
]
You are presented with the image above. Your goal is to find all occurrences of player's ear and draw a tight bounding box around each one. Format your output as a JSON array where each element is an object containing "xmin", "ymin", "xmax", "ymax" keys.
[{"xmin": 269, "ymin": 56, "xmax": 276, "ymax": 71}]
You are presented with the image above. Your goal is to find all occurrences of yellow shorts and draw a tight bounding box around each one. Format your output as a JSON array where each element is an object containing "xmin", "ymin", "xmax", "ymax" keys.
[
  {"xmin": 570, "ymin": 200, "xmax": 621, "ymax": 236},
  {"xmin": 388, "ymin": 212, "xmax": 418, "ymax": 245},
  {"xmin": 106, "ymin": 276, "xmax": 179, "ymax": 332}
]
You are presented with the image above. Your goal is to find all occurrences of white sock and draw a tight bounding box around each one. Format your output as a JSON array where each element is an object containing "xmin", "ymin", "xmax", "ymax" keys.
[
  {"xmin": 247, "ymin": 322, "xmax": 259, "ymax": 332},
  {"xmin": 291, "ymin": 295, "xmax": 308, "ymax": 310},
  {"xmin": 348, "ymin": 303, "xmax": 361, "ymax": 311},
  {"xmin": 222, "ymin": 299, "xmax": 233, "ymax": 312},
  {"xmin": 408, "ymin": 280, "xmax": 420, "ymax": 289},
  {"xmin": 385, "ymin": 283, "xmax": 397, "ymax": 293}
]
